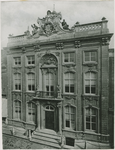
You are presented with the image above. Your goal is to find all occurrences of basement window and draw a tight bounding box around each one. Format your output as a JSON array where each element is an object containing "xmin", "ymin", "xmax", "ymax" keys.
[{"xmin": 66, "ymin": 137, "xmax": 74, "ymax": 146}]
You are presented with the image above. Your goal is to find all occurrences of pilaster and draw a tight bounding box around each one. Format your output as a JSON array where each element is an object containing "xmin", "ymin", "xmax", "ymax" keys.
[{"xmin": 101, "ymin": 39, "xmax": 109, "ymax": 134}]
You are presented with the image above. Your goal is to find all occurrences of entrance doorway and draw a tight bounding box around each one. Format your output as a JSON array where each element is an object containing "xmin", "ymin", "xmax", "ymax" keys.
[{"xmin": 45, "ymin": 105, "xmax": 54, "ymax": 130}]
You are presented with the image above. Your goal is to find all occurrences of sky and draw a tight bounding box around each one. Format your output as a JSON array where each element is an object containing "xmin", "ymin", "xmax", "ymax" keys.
[{"xmin": 1, "ymin": 0, "xmax": 114, "ymax": 48}]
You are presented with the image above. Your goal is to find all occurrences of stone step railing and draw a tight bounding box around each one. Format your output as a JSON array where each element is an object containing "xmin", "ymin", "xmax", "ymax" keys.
[{"xmin": 73, "ymin": 19, "xmax": 108, "ymax": 33}]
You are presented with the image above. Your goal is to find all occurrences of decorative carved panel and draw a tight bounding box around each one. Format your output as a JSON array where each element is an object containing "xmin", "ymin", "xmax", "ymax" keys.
[
  {"xmin": 26, "ymin": 67, "xmax": 35, "ymax": 74},
  {"xmin": 34, "ymin": 45, "xmax": 40, "ymax": 52},
  {"xmin": 88, "ymin": 66, "xmax": 98, "ymax": 72},
  {"xmin": 12, "ymin": 92, "xmax": 21, "ymax": 101},
  {"xmin": 63, "ymin": 65, "xmax": 76, "ymax": 73},
  {"xmin": 41, "ymin": 68, "xmax": 57, "ymax": 75},
  {"xmin": 82, "ymin": 95, "xmax": 99, "ymax": 107},
  {"xmin": 37, "ymin": 53, "xmax": 42, "ymax": 58},
  {"xmin": 13, "ymin": 67, "xmax": 21, "ymax": 73},
  {"xmin": 40, "ymin": 54, "xmax": 57, "ymax": 67},
  {"xmin": 26, "ymin": 93, "xmax": 35, "ymax": 102},
  {"xmin": 55, "ymin": 52, "xmax": 60, "ymax": 56},
  {"xmin": 64, "ymin": 95, "xmax": 76, "ymax": 105}
]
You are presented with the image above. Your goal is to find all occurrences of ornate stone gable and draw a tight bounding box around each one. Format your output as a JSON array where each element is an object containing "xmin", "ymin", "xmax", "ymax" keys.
[{"xmin": 30, "ymin": 10, "xmax": 71, "ymax": 38}]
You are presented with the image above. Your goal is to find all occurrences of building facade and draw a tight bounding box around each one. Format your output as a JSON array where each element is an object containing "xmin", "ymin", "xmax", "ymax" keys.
[{"xmin": 6, "ymin": 10, "xmax": 113, "ymax": 148}]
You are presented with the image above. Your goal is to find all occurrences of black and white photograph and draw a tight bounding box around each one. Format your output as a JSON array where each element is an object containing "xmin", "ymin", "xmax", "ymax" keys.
[{"xmin": 1, "ymin": 0, "xmax": 114, "ymax": 149}]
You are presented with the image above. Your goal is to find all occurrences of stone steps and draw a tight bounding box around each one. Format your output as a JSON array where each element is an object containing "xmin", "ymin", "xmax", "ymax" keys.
[
  {"xmin": 33, "ymin": 130, "xmax": 61, "ymax": 140},
  {"xmin": 32, "ymin": 129, "xmax": 61, "ymax": 149},
  {"xmin": 32, "ymin": 134, "xmax": 59, "ymax": 143},
  {"xmin": 31, "ymin": 138, "xmax": 61, "ymax": 149}
]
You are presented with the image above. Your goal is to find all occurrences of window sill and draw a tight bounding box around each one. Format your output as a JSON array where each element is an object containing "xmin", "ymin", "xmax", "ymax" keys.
[
  {"xmin": 63, "ymin": 128, "xmax": 76, "ymax": 133},
  {"xmin": 84, "ymin": 130, "xmax": 100, "ymax": 135},
  {"xmin": 26, "ymin": 121, "xmax": 35, "ymax": 125},
  {"xmin": 82, "ymin": 94, "xmax": 99, "ymax": 97},
  {"xmin": 83, "ymin": 62, "xmax": 97, "ymax": 66},
  {"xmin": 26, "ymin": 91, "xmax": 35, "ymax": 94},
  {"xmin": 25, "ymin": 65, "xmax": 35, "ymax": 68},
  {"xmin": 62, "ymin": 63, "xmax": 76, "ymax": 66},
  {"xmin": 12, "ymin": 90, "xmax": 22, "ymax": 93},
  {"xmin": 13, "ymin": 66, "xmax": 21, "ymax": 68},
  {"xmin": 62, "ymin": 93, "xmax": 77, "ymax": 96}
]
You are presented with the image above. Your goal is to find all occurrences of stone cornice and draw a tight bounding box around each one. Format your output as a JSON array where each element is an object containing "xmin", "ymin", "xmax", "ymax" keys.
[{"xmin": 7, "ymin": 33, "xmax": 113, "ymax": 50}]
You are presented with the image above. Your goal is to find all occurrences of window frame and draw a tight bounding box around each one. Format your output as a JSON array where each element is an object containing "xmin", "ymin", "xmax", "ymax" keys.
[
  {"xmin": 64, "ymin": 105, "xmax": 76, "ymax": 130},
  {"xmin": 45, "ymin": 72, "xmax": 55, "ymax": 97},
  {"xmin": 64, "ymin": 72, "xmax": 75, "ymax": 94},
  {"xmin": 84, "ymin": 71, "xmax": 97, "ymax": 95},
  {"xmin": 84, "ymin": 106, "xmax": 98, "ymax": 132},
  {"xmin": 13, "ymin": 56, "xmax": 21, "ymax": 66},
  {"xmin": 26, "ymin": 72, "xmax": 35, "ymax": 92},
  {"xmin": 27, "ymin": 102, "xmax": 36, "ymax": 124},
  {"xmin": 13, "ymin": 100, "xmax": 21, "ymax": 120},
  {"xmin": 26, "ymin": 55, "xmax": 35, "ymax": 66},
  {"xmin": 63, "ymin": 52, "xmax": 75, "ymax": 64},
  {"xmin": 83, "ymin": 50, "xmax": 97, "ymax": 64},
  {"xmin": 13, "ymin": 73, "xmax": 21, "ymax": 91}
]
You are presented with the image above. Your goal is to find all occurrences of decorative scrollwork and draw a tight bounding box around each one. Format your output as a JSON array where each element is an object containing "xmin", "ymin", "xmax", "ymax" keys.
[
  {"xmin": 41, "ymin": 54, "xmax": 57, "ymax": 67},
  {"xmin": 75, "ymin": 41, "xmax": 81, "ymax": 48},
  {"xmin": 34, "ymin": 45, "xmax": 40, "ymax": 52},
  {"xmin": 22, "ymin": 47, "xmax": 26, "ymax": 53},
  {"xmin": 56, "ymin": 43, "xmax": 63, "ymax": 50},
  {"xmin": 102, "ymin": 37, "xmax": 109, "ymax": 45}
]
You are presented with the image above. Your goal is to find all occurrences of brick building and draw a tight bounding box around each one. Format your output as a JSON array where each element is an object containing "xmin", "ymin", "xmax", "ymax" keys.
[{"xmin": 5, "ymin": 10, "xmax": 113, "ymax": 148}]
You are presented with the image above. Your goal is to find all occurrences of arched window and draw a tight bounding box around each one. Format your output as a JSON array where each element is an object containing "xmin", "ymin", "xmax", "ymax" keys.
[
  {"xmin": 64, "ymin": 72, "xmax": 75, "ymax": 93},
  {"xmin": 45, "ymin": 73, "xmax": 54, "ymax": 96},
  {"xmin": 27, "ymin": 73, "xmax": 35, "ymax": 91},
  {"xmin": 65, "ymin": 105, "xmax": 76, "ymax": 130},
  {"xmin": 14, "ymin": 100, "xmax": 21, "ymax": 120},
  {"xmin": 14, "ymin": 73, "xmax": 21, "ymax": 90},
  {"xmin": 45, "ymin": 105, "xmax": 54, "ymax": 111},
  {"xmin": 84, "ymin": 72, "xmax": 96, "ymax": 94},
  {"xmin": 85, "ymin": 107, "xmax": 97, "ymax": 131},
  {"xmin": 27, "ymin": 103, "xmax": 36, "ymax": 123}
]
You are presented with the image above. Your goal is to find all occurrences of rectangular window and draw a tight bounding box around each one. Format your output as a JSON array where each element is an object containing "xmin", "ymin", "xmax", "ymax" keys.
[
  {"xmin": 27, "ymin": 56, "xmax": 35, "ymax": 65},
  {"xmin": 85, "ymin": 107, "xmax": 97, "ymax": 131},
  {"xmin": 28, "ymin": 103, "xmax": 36, "ymax": 123},
  {"xmin": 64, "ymin": 52, "xmax": 75, "ymax": 63},
  {"xmin": 14, "ymin": 101, "xmax": 21, "ymax": 120},
  {"xmin": 66, "ymin": 137, "xmax": 75, "ymax": 146},
  {"xmin": 14, "ymin": 73, "xmax": 21, "ymax": 90},
  {"xmin": 65, "ymin": 106, "xmax": 75, "ymax": 130},
  {"xmin": 27, "ymin": 73, "xmax": 35, "ymax": 91},
  {"xmin": 65, "ymin": 73, "xmax": 74, "ymax": 93},
  {"xmin": 14, "ymin": 57, "xmax": 21, "ymax": 65},
  {"xmin": 85, "ymin": 72, "xmax": 96, "ymax": 94},
  {"xmin": 45, "ymin": 73, "xmax": 54, "ymax": 97},
  {"xmin": 84, "ymin": 51, "xmax": 97, "ymax": 62}
]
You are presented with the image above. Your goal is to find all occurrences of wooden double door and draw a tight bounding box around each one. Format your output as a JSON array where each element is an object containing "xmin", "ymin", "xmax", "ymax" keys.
[
  {"xmin": 45, "ymin": 111, "xmax": 54, "ymax": 130},
  {"xmin": 45, "ymin": 105, "xmax": 55, "ymax": 130}
]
